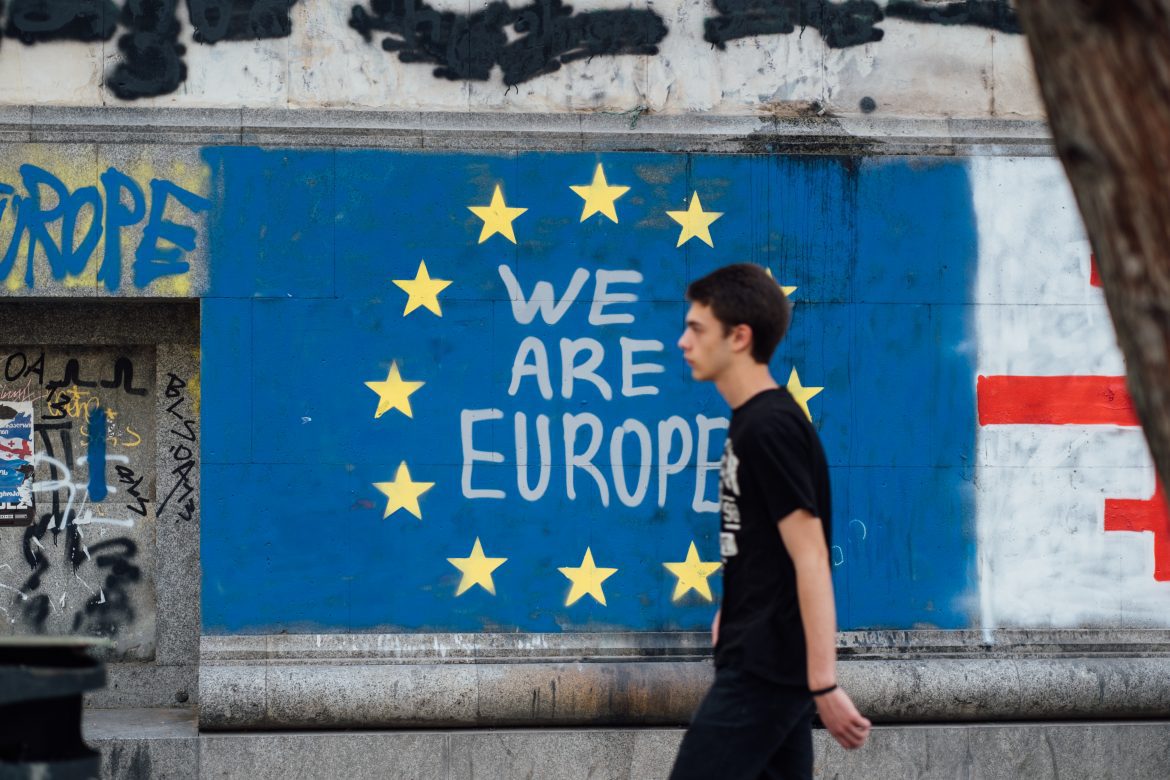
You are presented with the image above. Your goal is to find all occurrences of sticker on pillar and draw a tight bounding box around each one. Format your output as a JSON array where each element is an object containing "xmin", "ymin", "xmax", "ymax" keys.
[{"xmin": 0, "ymin": 401, "xmax": 34, "ymax": 526}]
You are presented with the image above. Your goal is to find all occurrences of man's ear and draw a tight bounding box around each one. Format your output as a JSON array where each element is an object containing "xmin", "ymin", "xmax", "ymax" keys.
[{"xmin": 729, "ymin": 323, "xmax": 753, "ymax": 354}]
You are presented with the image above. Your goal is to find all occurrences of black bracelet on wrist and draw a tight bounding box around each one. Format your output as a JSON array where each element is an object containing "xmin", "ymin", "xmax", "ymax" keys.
[{"xmin": 809, "ymin": 684, "xmax": 838, "ymax": 697}]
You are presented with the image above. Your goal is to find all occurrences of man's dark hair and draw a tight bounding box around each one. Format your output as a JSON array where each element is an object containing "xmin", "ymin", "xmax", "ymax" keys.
[{"xmin": 686, "ymin": 263, "xmax": 792, "ymax": 364}]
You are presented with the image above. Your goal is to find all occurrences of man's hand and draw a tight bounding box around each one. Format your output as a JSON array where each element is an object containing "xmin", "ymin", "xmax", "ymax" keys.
[
  {"xmin": 710, "ymin": 609, "xmax": 720, "ymax": 647},
  {"xmin": 814, "ymin": 688, "xmax": 870, "ymax": 749}
]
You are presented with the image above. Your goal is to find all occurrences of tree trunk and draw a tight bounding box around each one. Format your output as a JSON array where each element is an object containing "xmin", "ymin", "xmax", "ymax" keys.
[{"xmin": 1016, "ymin": 1, "xmax": 1170, "ymax": 494}]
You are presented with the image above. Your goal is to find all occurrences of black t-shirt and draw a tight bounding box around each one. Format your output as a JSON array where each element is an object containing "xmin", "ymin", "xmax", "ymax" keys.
[{"xmin": 713, "ymin": 387, "xmax": 832, "ymax": 686}]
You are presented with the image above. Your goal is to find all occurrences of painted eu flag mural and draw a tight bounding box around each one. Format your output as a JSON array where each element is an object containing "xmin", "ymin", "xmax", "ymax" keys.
[{"xmin": 200, "ymin": 149, "xmax": 978, "ymax": 634}]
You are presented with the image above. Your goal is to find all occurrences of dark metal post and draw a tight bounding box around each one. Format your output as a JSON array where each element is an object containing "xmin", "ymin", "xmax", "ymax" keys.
[{"xmin": 0, "ymin": 637, "xmax": 109, "ymax": 780}]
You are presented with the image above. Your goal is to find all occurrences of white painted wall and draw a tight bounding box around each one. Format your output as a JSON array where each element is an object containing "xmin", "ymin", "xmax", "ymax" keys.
[{"xmin": 0, "ymin": 0, "xmax": 1043, "ymax": 118}]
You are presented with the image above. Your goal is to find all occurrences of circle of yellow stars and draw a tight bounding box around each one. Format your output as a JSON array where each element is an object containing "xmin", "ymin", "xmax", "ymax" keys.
[{"xmin": 359, "ymin": 160, "xmax": 825, "ymax": 607}]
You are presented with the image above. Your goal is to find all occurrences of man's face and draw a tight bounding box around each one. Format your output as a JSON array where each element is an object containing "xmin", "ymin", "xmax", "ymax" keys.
[{"xmin": 678, "ymin": 302, "xmax": 734, "ymax": 382}]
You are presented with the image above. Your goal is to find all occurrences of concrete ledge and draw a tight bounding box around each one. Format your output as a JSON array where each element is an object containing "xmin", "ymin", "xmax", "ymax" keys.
[
  {"xmin": 86, "ymin": 662, "xmax": 198, "ymax": 710},
  {"xmin": 200, "ymin": 660, "xmax": 707, "ymax": 730},
  {"xmin": 85, "ymin": 710, "xmax": 1170, "ymax": 780},
  {"xmin": 85, "ymin": 708, "xmax": 199, "ymax": 780},
  {"xmin": 0, "ymin": 301, "xmax": 199, "ymax": 345},
  {"xmin": 201, "ymin": 628, "xmax": 1170, "ymax": 662},
  {"xmin": 199, "ymin": 631, "xmax": 1170, "ymax": 729},
  {"xmin": 7, "ymin": 106, "xmax": 1054, "ymax": 155}
]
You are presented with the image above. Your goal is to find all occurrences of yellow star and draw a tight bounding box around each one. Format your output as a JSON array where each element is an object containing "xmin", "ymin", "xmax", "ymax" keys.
[
  {"xmin": 569, "ymin": 164, "xmax": 630, "ymax": 223},
  {"xmin": 364, "ymin": 361, "xmax": 424, "ymax": 419},
  {"xmin": 666, "ymin": 191, "xmax": 723, "ymax": 248},
  {"xmin": 373, "ymin": 462, "xmax": 434, "ymax": 520},
  {"xmin": 764, "ymin": 268, "xmax": 798, "ymax": 297},
  {"xmin": 468, "ymin": 184, "xmax": 528, "ymax": 244},
  {"xmin": 663, "ymin": 541, "xmax": 722, "ymax": 602},
  {"xmin": 447, "ymin": 537, "xmax": 507, "ymax": 596},
  {"xmin": 392, "ymin": 260, "xmax": 451, "ymax": 317},
  {"xmin": 787, "ymin": 367, "xmax": 823, "ymax": 421},
  {"xmin": 558, "ymin": 547, "xmax": 618, "ymax": 607}
]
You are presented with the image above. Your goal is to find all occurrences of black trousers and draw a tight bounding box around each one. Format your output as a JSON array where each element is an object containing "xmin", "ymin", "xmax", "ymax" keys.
[{"xmin": 668, "ymin": 666, "xmax": 814, "ymax": 780}]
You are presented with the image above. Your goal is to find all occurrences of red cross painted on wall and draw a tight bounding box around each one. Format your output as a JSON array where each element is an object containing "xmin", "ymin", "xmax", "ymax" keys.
[{"xmin": 975, "ymin": 254, "xmax": 1170, "ymax": 582}]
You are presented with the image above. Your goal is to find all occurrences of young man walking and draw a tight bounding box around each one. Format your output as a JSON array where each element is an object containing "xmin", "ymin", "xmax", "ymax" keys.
[{"xmin": 669, "ymin": 264, "xmax": 870, "ymax": 779}]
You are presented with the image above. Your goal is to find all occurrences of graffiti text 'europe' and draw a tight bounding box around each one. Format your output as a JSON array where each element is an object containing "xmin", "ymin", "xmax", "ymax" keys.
[{"xmin": 0, "ymin": 164, "xmax": 210, "ymax": 291}]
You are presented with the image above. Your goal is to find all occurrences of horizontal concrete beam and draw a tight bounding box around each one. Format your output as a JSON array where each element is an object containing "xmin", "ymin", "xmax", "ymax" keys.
[
  {"xmin": 87, "ymin": 709, "xmax": 1170, "ymax": 780},
  {"xmin": 199, "ymin": 632, "xmax": 1170, "ymax": 729},
  {"xmin": 0, "ymin": 106, "xmax": 1053, "ymax": 156}
]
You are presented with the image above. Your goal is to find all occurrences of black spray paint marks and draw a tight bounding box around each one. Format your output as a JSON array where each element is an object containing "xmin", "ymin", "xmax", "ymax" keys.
[
  {"xmin": 4, "ymin": 0, "xmax": 119, "ymax": 44},
  {"xmin": 109, "ymin": 0, "xmax": 186, "ymax": 100},
  {"xmin": 885, "ymin": 0, "xmax": 1020, "ymax": 34},
  {"xmin": 350, "ymin": 0, "xmax": 667, "ymax": 86},
  {"xmin": 46, "ymin": 358, "xmax": 97, "ymax": 391},
  {"xmin": 187, "ymin": 0, "xmax": 298, "ymax": 44},
  {"xmin": 110, "ymin": 0, "xmax": 305, "ymax": 97},
  {"xmin": 703, "ymin": 0, "xmax": 1019, "ymax": 49},
  {"xmin": 71, "ymin": 537, "xmax": 141, "ymax": 638},
  {"xmin": 704, "ymin": 0, "xmax": 885, "ymax": 49},
  {"xmin": 502, "ymin": 1, "xmax": 666, "ymax": 85},
  {"xmin": 0, "ymin": 0, "xmax": 1020, "ymax": 98},
  {"xmin": 0, "ymin": 0, "xmax": 302, "ymax": 99},
  {"xmin": 8, "ymin": 354, "xmax": 148, "ymax": 640},
  {"xmin": 158, "ymin": 373, "xmax": 196, "ymax": 523},
  {"xmin": 45, "ymin": 359, "xmax": 97, "ymax": 421},
  {"xmin": 102, "ymin": 357, "xmax": 149, "ymax": 396},
  {"xmin": 116, "ymin": 464, "xmax": 150, "ymax": 517},
  {"xmin": 351, "ymin": 0, "xmax": 508, "ymax": 81},
  {"xmin": 20, "ymin": 423, "xmax": 79, "ymax": 578},
  {"xmin": 4, "ymin": 352, "xmax": 44, "ymax": 384}
]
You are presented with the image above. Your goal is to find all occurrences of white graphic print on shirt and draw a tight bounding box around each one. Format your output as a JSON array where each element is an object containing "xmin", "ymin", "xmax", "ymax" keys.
[{"xmin": 720, "ymin": 439, "xmax": 740, "ymax": 559}]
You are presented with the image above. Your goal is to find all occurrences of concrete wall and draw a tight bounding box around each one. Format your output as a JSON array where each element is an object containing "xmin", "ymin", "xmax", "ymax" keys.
[
  {"xmin": 0, "ymin": 114, "xmax": 1165, "ymax": 728},
  {"xmin": 0, "ymin": 344, "xmax": 158, "ymax": 657},
  {"xmin": 0, "ymin": 0, "xmax": 1164, "ymax": 724},
  {"xmin": 0, "ymin": 1, "xmax": 1038, "ymax": 118},
  {"xmin": 0, "ymin": 300, "xmax": 200, "ymax": 707}
]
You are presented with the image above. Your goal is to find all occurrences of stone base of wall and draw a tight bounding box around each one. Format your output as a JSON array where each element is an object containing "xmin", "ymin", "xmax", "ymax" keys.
[
  {"xmin": 85, "ymin": 709, "xmax": 1170, "ymax": 780},
  {"xmin": 199, "ymin": 631, "xmax": 1170, "ymax": 728}
]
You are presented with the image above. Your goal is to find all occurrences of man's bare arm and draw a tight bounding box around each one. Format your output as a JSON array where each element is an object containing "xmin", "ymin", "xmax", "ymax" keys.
[{"xmin": 778, "ymin": 509, "xmax": 871, "ymax": 750}]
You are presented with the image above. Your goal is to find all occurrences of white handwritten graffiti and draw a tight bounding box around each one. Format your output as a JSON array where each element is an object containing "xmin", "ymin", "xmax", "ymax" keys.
[{"xmin": 31, "ymin": 452, "xmax": 139, "ymax": 532}]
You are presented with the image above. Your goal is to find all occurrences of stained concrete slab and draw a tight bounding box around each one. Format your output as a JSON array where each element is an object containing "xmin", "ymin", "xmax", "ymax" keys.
[
  {"xmin": 153, "ymin": 343, "xmax": 201, "ymax": 668},
  {"xmin": 199, "ymin": 640, "xmax": 1170, "ymax": 728},
  {"xmin": 200, "ymin": 732, "xmax": 449, "ymax": 780},
  {"xmin": 83, "ymin": 711, "xmax": 1170, "ymax": 780},
  {"xmin": 30, "ymin": 106, "xmax": 243, "ymax": 147},
  {"xmin": 0, "ymin": 301, "xmax": 199, "ymax": 345},
  {"xmin": 88, "ymin": 662, "xmax": 198, "ymax": 709},
  {"xmin": 818, "ymin": 722, "xmax": 1170, "ymax": 780},
  {"xmin": 261, "ymin": 662, "xmax": 481, "ymax": 729},
  {"xmin": 0, "ymin": 106, "xmax": 1050, "ymax": 157},
  {"xmin": 86, "ymin": 708, "xmax": 199, "ymax": 780}
]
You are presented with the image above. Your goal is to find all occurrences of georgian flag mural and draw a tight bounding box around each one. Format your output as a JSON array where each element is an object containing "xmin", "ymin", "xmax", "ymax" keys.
[
  {"xmin": 971, "ymin": 158, "xmax": 1168, "ymax": 627},
  {"xmin": 199, "ymin": 149, "xmax": 1168, "ymax": 634}
]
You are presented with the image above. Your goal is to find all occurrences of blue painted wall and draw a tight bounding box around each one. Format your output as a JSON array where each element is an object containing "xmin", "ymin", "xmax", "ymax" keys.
[{"xmin": 200, "ymin": 149, "xmax": 978, "ymax": 634}]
